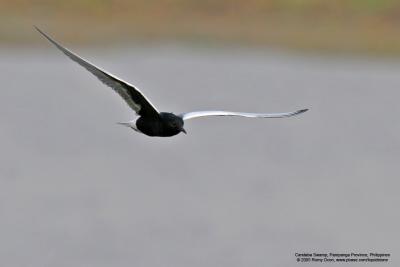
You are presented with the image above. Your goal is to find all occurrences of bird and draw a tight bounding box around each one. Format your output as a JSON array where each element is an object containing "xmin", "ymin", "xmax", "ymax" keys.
[{"xmin": 35, "ymin": 27, "xmax": 308, "ymax": 137}]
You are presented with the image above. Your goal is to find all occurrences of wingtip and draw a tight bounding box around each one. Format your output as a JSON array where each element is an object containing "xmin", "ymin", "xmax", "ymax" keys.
[
  {"xmin": 34, "ymin": 25, "xmax": 48, "ymax": 39},
  {"xmin": 292, "ymin": 108, "xmax": 308, "ymax": 117},
  {"xmin": 34, "ymin": 26, "xmax": 62, "ymax": 49},
  {"xmin": 33, "ymin": 25, "xmax": 42, "ymax": 33}
]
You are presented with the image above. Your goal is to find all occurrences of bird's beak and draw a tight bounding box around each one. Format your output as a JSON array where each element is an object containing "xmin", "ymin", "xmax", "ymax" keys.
[{"xmin": 181, "ymin": 128, "xmax": 187, "ymax": 134}]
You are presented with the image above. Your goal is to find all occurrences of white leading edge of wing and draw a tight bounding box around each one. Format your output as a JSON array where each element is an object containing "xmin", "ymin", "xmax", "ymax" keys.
[{"xmin": 180, "ymin": 109, "xmax": 308, "ymax": 120}]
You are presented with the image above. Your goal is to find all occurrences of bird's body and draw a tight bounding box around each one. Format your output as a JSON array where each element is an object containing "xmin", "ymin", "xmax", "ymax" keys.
[
  {"xmin": 135, "ymin": 113, "xmax": 185, "ymax": 137},
  {"xmin": 36, "ymin": 27, "xmax": 308, "ymax": 138}
]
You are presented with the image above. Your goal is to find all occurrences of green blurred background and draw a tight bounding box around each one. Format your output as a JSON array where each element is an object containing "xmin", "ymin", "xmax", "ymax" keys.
[{"xmin": 3, "ymin": 0, "xmax": 400, "ymax": 55}]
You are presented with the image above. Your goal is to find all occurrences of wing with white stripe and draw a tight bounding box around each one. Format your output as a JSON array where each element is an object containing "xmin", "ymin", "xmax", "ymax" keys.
[
  {"xmin": 35, "ymin": 27, "xmax": 159, "ymax": 117},
  {"xmin": 180, "ymin": 109, "xmax": 308, "ymax": 120}
]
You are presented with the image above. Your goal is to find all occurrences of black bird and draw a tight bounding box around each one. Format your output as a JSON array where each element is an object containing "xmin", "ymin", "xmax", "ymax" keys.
[{"xmin": 36, "ymin": 27, "xmax": 308, "ymax": 137}]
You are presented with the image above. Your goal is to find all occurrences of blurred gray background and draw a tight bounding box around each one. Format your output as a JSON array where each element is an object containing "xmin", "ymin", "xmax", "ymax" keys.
[
  {"xmin": 0, "ymin": 45, "xmax": 399, "ymax": 266},
  {"xmin": 1, "ymin": 1, "xmax": 400, "ymax": 266}
]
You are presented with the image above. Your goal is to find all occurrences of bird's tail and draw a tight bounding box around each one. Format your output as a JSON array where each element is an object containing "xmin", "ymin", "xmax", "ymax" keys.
[{"xmin": 117, "ymin": 120, "xmax": 139, "ymax": 132}]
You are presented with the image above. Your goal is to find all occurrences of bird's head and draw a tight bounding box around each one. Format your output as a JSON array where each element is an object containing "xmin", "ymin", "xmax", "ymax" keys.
[
  {"xmin": 163, "ymin": 113, "xmax": 187, "ymax": 135},
  {"xmin": 170, "ymin": 118, "xmax": 186, "ymax": 135},
  {"xmin": 159, "ymin": 112, "xmax": 187, "ymax": 135}
]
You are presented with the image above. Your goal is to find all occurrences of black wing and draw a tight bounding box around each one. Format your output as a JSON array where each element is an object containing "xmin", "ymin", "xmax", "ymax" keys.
[{"xmin": 35, "ymin": 27, "xmax": 159, "ymax": 117}]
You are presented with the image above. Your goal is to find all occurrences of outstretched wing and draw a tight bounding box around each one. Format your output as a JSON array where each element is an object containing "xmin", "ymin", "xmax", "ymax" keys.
[
  {"xmin": 35, "ymin": 27, "xmax": 159, "ymax": 118},
  {"xmin": 180, "ymin": 109, "xmax": 308, "ymax": 120}
]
